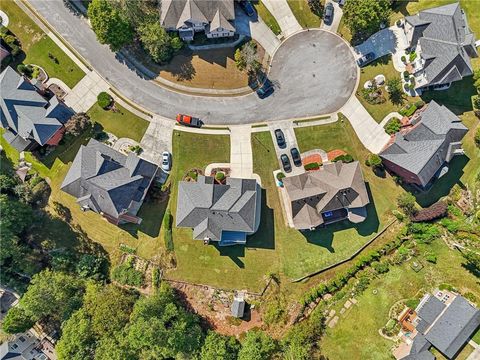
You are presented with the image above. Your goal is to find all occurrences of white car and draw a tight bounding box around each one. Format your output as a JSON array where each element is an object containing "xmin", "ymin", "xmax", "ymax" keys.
[{"xmin": 161, "ymin": 151, "xmax": 171, "ymax": 172}]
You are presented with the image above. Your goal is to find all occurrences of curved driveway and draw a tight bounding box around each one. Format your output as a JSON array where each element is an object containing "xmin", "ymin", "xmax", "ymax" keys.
[{"xmin": 29, "ymin": 0, "xmax": 357, "ymax": 125}]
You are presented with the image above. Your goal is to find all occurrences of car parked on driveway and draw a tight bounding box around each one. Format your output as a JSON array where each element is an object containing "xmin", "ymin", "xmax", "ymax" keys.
[
  {"xmin": 281, "ymin": 154, "xmax": 292, "ymax": 173},
  {"xmin": 161, "ymin": 151, "xmax": 171, "ymax": 171},
  {"xmin": 275, "ymin": 129, "xmax": 286, "ymax": 149},
  {"xmin": 240, "ymin": 1, "xmax": 255, "ymax": 16},
  {"xmin": 324, "ymin": 2, "xmax": 334, "ymax": 25},
  {"xmin": 256, "ymin": 81, "xmax": 274, "ymax": 99},
  {"xmin": 356, "ymin": 52, "xmax": 375, "ymax": 67},
  {"xmin": 290, "ymin": 147, "xmax": 302, "ymax": 167},
  {"xmin": 176, "ymin": 114, "xmax": 202, "ymax": 128}
]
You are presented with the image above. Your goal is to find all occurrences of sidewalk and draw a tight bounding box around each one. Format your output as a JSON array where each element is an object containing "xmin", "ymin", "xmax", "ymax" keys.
[{"xmin": 262, "ymin": 0, "xmax": 302, "ymax": 36}]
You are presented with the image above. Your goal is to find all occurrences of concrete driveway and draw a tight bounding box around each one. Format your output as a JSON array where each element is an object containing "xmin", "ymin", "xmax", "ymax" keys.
[
  {"xmin": 268, "ymin": 121, "xmax": 304, "ymax": 177},
  {"xmin": 354, "ymin": 26, "xmax": 399, "ymax": 60},
  {"xmin": 321, "ymin": 1, "xmax": 343, "ymax": 33},
  {"xmin": 27, "ymin": 1, "xmax": 358, "ymax": 125},
  {"xmin": 262, "ymin": 0, "xmax": 302, "ymax": 36}
]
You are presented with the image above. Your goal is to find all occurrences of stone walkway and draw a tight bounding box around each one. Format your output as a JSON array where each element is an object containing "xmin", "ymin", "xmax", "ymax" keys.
[
  {"xmin": 262, "ymin": 0, "xmax": 302, "ymax": 37},
  {"xmin": 340, "ymin": 96, "xmax": 390, "ymax": 154}
]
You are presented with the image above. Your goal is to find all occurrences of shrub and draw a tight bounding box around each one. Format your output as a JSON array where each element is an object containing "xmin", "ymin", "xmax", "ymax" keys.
[
  {"xmin": 215, "ymin": 171, "xmax": 225, "ymax": 182},
  {"xmin": 163, "ymin": 209, "xmax": 174, "ymax": 252},
  {"xmin": 333, "ymin": 154, "xmax": 354, "ymax": 163},
  {"xmin": 475, "ymin": 128, "xmax": 480, "ymax": 148},
  {"xmin": 17, "ymin": 64, "xmax": 33, "ymax": 77},
  {"xmin": 399, "ymin": 104, "xmax": 417, "ymax": 117},
  {"xmin": 397, "ymin": 192, "xmax": 417, "ymax": 216},
  {"xmin": 304, "ymin": 162, "xmax": 320, "ymax": 171},
  {"xmin": 366, "ymin": 153, "xmax": 383, "ymax": 168},
  {"xmin": 97, "ymin": 92, "xmax": 112, "ymax": 109},
  {"xmin": 384, "ymin": 118, "xmax": 401, "ymax": 135},
  {"xmin": 152, "ymin": 267, "xmax": 161, "ymax": 289},
  {"xmin": 276, "ymin": 172, "xmax": 286, "ymax": 181},
  {"xmin": 403, "ymin": 70, "xmax": 409, "ymax": 79},
  {"xmin": 111, "ymin": 263, "xmax": 144, "ymax": 287},
  {"xmin": 414, "ymin": 100, "xmax": 425, "ymax": 108},
  {"xmin": 307, "ymin": 0, "xmax": 324, "ymax": 17},
  {"xmin": 64, "ymin": 113, "xmax": 92, "ymax": 136},
  {"xmin": 373, "ymin": 261, "xmax": 389, "ymax": 274},
  {"xmin": 409, "ymin": 52, "xmax": 417, "ymax": 62},
  {"xmin": 401, "ymin": 56, "xmax": 406, "ymax": 63},
  {"xmin": 425, "ymin": 253, "xmax": 437, "ymax": 264},
  {"xmin": 405, "ymin": 298, "xmax": 420, "ymax": 309},
  {"xmin": 119, "ymin": 244, "xmax": 136, "ymax": 254},
  {"xmin": 408, "ymin": 223, "xmax": 440, "ymax": 244}
]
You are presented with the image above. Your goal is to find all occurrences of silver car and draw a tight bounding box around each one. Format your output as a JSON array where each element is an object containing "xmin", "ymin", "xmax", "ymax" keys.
[{"xmin": 161, "ymin": 151, "xmax": 171, "ymax": 172}]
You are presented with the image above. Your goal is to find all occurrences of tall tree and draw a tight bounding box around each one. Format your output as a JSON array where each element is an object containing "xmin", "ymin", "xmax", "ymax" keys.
[
  {"xmin": 200, "ymin": 331, "xmax": 240, "ymax": 360},
  {"xmin": 137, "ymin": 21, "xmax": 175, "ymax": 63},
  {"xmin": 238, "ymin": 330, "xmax": 277, "ymax": 360},
  {"xmin": 343, "ymin": 0, "xmax": 391, "ymax": 40},
  {"xmin": 88, "ymin": 0, "xmax": 133, "ymax": 51},
  {"xmin": 55, "ymin": 309, "xmax": 95, "ymax": 360}
]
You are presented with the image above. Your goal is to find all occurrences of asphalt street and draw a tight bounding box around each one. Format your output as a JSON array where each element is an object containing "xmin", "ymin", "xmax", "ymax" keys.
[{"xmin": 29, "ymin": 0, "xmax": 358, "ymax": 125}]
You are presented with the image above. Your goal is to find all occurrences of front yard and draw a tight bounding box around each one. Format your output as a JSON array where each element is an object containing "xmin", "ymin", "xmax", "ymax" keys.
[
  {"xmin": 86, "ymin": 103, "xmax": 149, "ymax": 142},
  {"xmin": 254, "ymin": 1, "xmax": 282, "ymax": 35},
  {"xmin": 286, "ymin": 0, "xmax": 322, "ymax": 28},
  {"xmin": 1, "ymin": 1, "xmax": 85, "ymax": 88}
]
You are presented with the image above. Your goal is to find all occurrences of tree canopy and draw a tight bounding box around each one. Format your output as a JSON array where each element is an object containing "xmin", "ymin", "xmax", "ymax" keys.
[
  {"xmin": 88, "ymin": 0, "xmax": 133, "ymax": 51},
  {"xmin": 343, "ymin": 0, "xmax": 391, "ymax": 40},
  {"xmin": 238, "ymin": 330, "xmax": 277, "ymax": 360},
  {"xmin": 200, "ymin": 332, "xmax": 240, "ymax": 360}
]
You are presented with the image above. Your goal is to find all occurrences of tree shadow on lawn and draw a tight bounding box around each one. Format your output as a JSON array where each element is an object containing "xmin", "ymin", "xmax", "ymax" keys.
[
  {"xmin": 404, "ymin": 155, "xmax": 469, "ymax": 208},
  {"xmin": 301, "ymin": 183, "xmax": 380, "ymax": 252},
  {"xmin": 214, "ymin": 189, "xmax": 275, "ymax": 268}
]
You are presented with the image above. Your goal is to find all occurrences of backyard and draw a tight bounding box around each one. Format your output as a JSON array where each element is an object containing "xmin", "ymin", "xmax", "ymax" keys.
[
  {"xmin": 0, "ymin": 1, "xmax": 85, "ymax": 88},
  {"xmin": 321, "ymin": 239, "xmax": 480, "ymax": 360},
  {"xmin": 286, "ymin": 0, "xmax": 322, "ymax": 28},
  {"xmin": 87, "ymin": 103, "xmax": 149, "ymax": 142}
]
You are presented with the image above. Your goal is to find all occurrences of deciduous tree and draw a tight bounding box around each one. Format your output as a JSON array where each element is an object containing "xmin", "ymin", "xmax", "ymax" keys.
[
  {"xmin": 64, "ymin": 113, "xmax": 91, "ymax": 136},
  {"xmin": 343, "ymin": 0, "xmax": 391, "ymax": 40}
]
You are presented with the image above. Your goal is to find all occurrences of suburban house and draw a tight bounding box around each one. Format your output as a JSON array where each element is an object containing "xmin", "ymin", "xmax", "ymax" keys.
[
  {"xmin": 61, "ymin": 139, "xmax": 158, "ymax": 225},
  {"xmin": 176, "ymin": 175, "xmax": 261, "ymax": 246},
  {"xmin": 403, "ymin": 2, "xmax": 478, "ymax": 90},
  {"xmin": 282, "ymin": 161, "xmax": 370, "ymax": 230},
  {"xmin": 380, "ymin": 101, "xmax": 468, "ymax": 189},
  {"xmin": 160, "ymin": 0, "xmax": 235, "ymax": 41},
  {"xmin": 0, "ymin": 66, "xmax": 73, "ymax": 151},
  {"xmin": 394, "ymin": 290, "xmax": 480, "ymax": 359}
]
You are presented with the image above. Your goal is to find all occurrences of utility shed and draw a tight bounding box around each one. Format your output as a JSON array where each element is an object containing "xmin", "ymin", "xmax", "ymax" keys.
[{"xmin": 231, "ymin": 292, "xmax": 245, "ymax": 318}]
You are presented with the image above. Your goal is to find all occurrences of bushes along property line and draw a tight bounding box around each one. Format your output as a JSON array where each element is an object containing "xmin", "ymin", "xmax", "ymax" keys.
[{"xmin": 163, "ymin": 209, "xmax": 174, "ymax": 252}]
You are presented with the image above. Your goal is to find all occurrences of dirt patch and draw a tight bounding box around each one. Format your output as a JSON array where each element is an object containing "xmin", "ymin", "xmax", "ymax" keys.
[
  {"xmin": 170, "ymin": 281, "xmax": 264, "ymax": 336},
  {"xmin": 327, "ymin": 149, "xmax": 347, "ymax": 161}
]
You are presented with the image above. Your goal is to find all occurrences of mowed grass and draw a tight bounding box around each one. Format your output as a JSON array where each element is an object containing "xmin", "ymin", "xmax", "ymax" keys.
[
  {"xmin": 286, "ymin": 0, "xmax": 322, "ymax": 28},
  {"xmin": 357, "ymin": 55, "xmax": 419, "ymax": 123},
  {"xmin": 166, "ymin": 131, "xmax": 280, "ymax": 291},
  {"xmin": 87, "ymin": 103, "xmax": 149, "ymax": 142},
  {"xmin": 254, "ymin": 1, "xmax": 282, "ymax": 35},
  {"xmin": 1, "ymin": 1, "xmax": 84, "ymax": 88},
  {"xmin": 250, "ymin": 118, "xmax": 406, "ymax": 281},
  {"xmin": 156, "ymin": 48, "xmax": 250, "ymax": 90},
  {"xmin": 321, "ymin": 240, "xmax": 480, "ymax": 360}
]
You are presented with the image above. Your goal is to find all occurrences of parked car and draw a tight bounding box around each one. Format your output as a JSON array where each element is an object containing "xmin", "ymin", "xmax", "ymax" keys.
[
  {"xmin": 240, "ymin": 1, "xmax": 255, "ymax": 16},
  {"xmin": 176, "ymin": 114, "xmax": 202, "ymax": 128},
  {"xmin": 161, "ymin": 151, "xmax": 171, "ymax": 171},
  {"xmin": 324, "ymin": 2, "xmax": 334, "ymax": 25},
  {"xmin": 256, "ymin": 81, "xmax": 274, "ymax": 99},
  {"xmin": 356, "ymin": 52, "xmax": 375, "ymax": 67},
  {"xmin": 290, "ymin": 147, "xmax": 302, "ymax": 167},
  {"xmin": 281, "ymin": 154, "xmax": 292, "ymax": 173},
  {"xmin": 275, "ymin": 129, "xmax": 286, "ymax": 149}
]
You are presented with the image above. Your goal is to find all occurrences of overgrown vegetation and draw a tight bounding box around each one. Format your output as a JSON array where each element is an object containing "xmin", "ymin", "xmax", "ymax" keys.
[
  {"xmin": 384, "ymin": 117, "xmax": 401, "ymax": 135},
  {"xmin": 342, "ymin": 0, "xmax": 391, "ymax": 43}
]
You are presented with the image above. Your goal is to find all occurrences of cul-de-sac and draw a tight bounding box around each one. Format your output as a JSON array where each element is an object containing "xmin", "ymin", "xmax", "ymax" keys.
[{"xmin": 1, "ymin": 0, "xmax": 480, "ymax": 359}]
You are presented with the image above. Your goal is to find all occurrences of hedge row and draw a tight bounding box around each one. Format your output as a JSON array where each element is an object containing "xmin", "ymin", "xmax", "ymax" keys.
[
  {"xmin": 304, "ymin": 162, "xmax": 321, "ymax": 171},
  {"xmin": 163, "ymin": 209, "xmax": 174, "ymax": 252},
  {"xmin": 301, "ymin": 231, "xmax": 409, "ymax": 307}
]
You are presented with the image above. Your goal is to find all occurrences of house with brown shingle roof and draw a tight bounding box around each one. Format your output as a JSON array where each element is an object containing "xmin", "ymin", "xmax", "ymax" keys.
[
  {"xmin": 160, "ymin": 0, "xmax": 235, "ymax": 41},
  {"xmin": 282, "ymin": 161, "xmax": 370, "ymax": 230}
]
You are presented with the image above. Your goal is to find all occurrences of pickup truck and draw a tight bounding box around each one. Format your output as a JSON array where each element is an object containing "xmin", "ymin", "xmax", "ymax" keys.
[{"xmin": 176, "ymin": 114, "xmax": 203, "ymax": 128}]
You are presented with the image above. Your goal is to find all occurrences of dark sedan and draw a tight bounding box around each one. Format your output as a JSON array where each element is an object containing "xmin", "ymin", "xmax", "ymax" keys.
[
  {"xmin": 290, "ymin": 147, "xmax": 302, "ymax": 167},
  {"xmin": 323, "ymin": 2, "xmax": 334, "ymax": 25},
  {"xmin": 275, "ymin": 129, "xmax": 286, "ymax": 149},
  {"xmin": 256, "ymin": 81, "xmax": 274, "ymax": 99},
  {"xmin": 281, "ymin": 154, "xmax": 292, "ymax": 173},
  {"xmin": 356, "ymin": 52, "xmax": 375, "ymax": 67}
]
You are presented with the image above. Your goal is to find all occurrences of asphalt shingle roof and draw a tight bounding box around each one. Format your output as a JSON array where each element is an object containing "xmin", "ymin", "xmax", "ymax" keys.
[
  {"xmin": 61, "ymin": 139, "xmax": 157, "ymax": 220},
  {"xmin": 405, "ymin": 2, "xmax": 477, "ymax": 87},
  {"xmin": 380, "ymin": 101, "xmax": 468, "ymax": 187},
  {"xmin": 282, "ymin": 161, "xmax": 370, "ymax": 230},
  {"xmin": 0, "ymin": 66, "xmax": 73, "ymax": 146},
  {"xmin": 176, "ymin": 176, "xmax": 259, "ymax": 241}
]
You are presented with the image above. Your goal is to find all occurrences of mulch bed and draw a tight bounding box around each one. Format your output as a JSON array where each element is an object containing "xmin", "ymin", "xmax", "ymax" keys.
[
  {"xmin": 327, "ymin": 149, "xmax": 347, "ymax": 162},
  {"xmin": 302, "ymin": 154, "xmax": 322, "ymax": 166},
  {"xmin": 48, "ymin": 84, "xmax": 66, "ymax": 99}
]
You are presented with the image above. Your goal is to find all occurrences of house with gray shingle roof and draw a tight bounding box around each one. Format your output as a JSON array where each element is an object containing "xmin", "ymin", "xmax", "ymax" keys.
[
  {"xmin": 160, "ymin": 0, "xmax": 235, "ymax": 41},
  {"xmin": 0, "ymin": 66, "xmax": 73, "ymax": 151},
  {"xmin": 176, "ymin": 175, "xmax": 261, "ymax": 246},
  {"xmin": 403, "ymin": 2, "xmax": 478, "ymax": 90},
  {"xmin": 282, "ymin": 161, "xmax": 370, "ymax": 230},
  {"xmin": 399, "ymin": 292, "xmax": 480, "ymax": 360},
  {"xmin": 380, "ymin": 101, "xmax": 468, "ymax": 189},
  {"xmin": 61, "ymin": 139, "xmax": 158, "ymax": 225}
]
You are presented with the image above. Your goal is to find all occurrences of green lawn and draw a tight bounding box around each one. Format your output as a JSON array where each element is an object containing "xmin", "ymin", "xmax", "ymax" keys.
[
  {"xmin": 87, "ymin": 103, "xmax": 149, "ymax": 142},
  {"xmin": 253, "ymin": 1, "xmax": 282, "ymax": 35},
  {"xmin": 357, "ymin": 55, "xmax": 419, "ymax": 123},
  {"xmin": 286, "ymin": 0, "xmax": 322, "ymax": 28},
  {"xmin": 0, "ymin": 1, "xmax": 85, "ymax": 88},
  {"xmin": 321, "ymin": 240, "xmax": 480, "ymax": 359}
]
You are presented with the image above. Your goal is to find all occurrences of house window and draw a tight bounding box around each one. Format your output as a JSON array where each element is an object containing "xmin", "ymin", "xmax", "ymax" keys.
[
  {"xmin": 12, "ymin": 344, "xmax": 18, "ymax": 350},
  {"xmin": 19, "ymin": 336, "xmax": 26, "ymax": 342}
]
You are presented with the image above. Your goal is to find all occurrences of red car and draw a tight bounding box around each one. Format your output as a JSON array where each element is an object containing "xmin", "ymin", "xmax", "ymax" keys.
[{"xmin": 176, "ymin": 114, "xmax": 202, "ymax": 128}]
